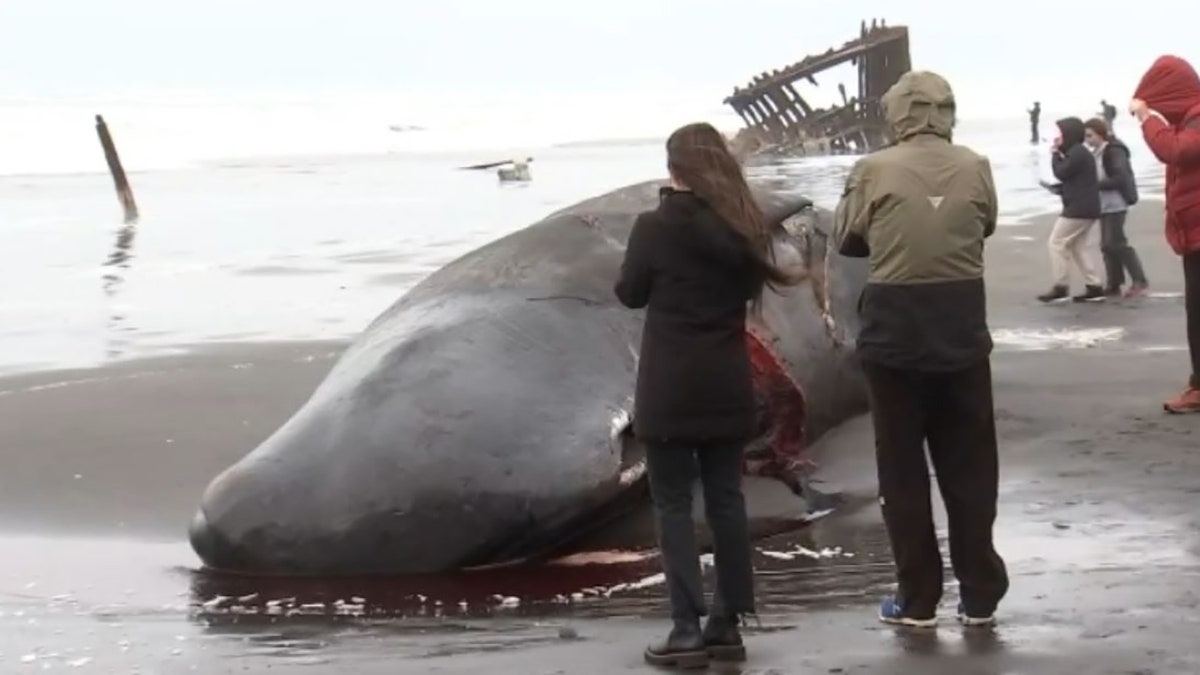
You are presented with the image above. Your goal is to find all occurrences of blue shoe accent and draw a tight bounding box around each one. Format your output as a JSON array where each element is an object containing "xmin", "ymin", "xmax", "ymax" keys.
[
  {"xmin": 956, "ymin": 603, "xmax": 996, "ymax": 627},
  {"xmin": 878, "ymin": 596, "xmax": 937, "ymax": 628}
]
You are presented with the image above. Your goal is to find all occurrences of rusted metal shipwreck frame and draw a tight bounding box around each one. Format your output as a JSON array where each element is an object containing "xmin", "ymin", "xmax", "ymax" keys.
[{"xmin": 726, "ymin": 19, "xmax": 912, "ymax": 158}]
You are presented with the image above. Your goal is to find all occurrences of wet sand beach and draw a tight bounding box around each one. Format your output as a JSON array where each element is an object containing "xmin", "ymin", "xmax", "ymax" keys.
[{"xmin": 3, "ymin": 201, "xmax": 1200, "ymax": 673}]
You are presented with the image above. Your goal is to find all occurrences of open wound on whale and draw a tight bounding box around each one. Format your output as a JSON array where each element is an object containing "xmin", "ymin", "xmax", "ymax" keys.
[{"xmin": 745, "ymin": 328, "xmax": 809, "ymax": 491}]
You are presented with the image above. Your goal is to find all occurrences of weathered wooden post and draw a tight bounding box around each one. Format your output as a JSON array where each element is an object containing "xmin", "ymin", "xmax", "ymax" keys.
[{"xmin": 95, "ymin": 115, "xmax": 138, "ymax": 224}]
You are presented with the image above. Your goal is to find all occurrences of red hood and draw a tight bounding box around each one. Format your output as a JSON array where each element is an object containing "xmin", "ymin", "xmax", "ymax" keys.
[{"xmin": 1135, "ymin": 55, "xmax": 1200, "ymax": 125}]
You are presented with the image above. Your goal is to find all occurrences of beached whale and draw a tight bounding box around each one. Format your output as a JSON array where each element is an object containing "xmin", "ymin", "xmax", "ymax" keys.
[{"xmin": 188, "ymin": 180, "xmax": 869, "ymax": 575}]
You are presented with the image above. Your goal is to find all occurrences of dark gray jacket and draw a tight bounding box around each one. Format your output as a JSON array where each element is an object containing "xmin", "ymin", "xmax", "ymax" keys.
[{"xmin": 1097, "ymin": 139, "xmax": 1139, "ymax": 207}]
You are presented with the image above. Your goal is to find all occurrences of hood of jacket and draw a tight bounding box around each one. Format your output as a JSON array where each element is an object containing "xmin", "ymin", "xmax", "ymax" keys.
[
  {"xmin": 657, "ymin": 187, "xmax": 754, "ymax": 270},
  {"xmin": 881, "ymin": 70, "xmax": 956, "ymax": 142},
  {"xmin": 878, "ymin": 70, "xmax": 950, "ymax": 141},
  {"xmin": 1105, "ymin": 137, "xmax": 1131, "ymax": 159},
  {"xmin": 1135, "ymin": 55, "xmax": 1200, "ymax": 125},
  {"xmin": 1056, "ymin": 117, "xmax": 1086, "ymax": 150}
]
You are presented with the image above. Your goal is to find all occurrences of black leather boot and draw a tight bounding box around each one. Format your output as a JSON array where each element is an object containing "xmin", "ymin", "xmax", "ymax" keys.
[
  {"xmin": 702, "ymin": 614, "xmax": 746, "ymax": 662},
  {"xmin": 644, "ymin": 619, "xmax": 709, "ymax": 669}
]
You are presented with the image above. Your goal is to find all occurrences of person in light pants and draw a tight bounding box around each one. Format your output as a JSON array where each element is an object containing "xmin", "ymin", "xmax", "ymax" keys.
[
  {"xmin": 1038, "ymin": 117, "xmax": 1105, "ymax": 303},
  {"xmin": 1047, "ymin": 215, "xmax": 1101, "ymax": 292}
]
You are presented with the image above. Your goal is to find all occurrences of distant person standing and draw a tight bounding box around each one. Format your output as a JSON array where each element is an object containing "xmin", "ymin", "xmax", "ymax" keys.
[
  {"xmin": 1028, "ymin": 101, "xmax": 1042, "ymax": 144},
  {"xmin": 1131, "ymin": 55, "xmax": 1200, "ymax": 413},
  {"xmin": 1101, "ymin": 99, "xmax": 1118, "ymax": 128},
  {"xmin": 1038, "ymin": 117, "xmax": 1105, "ymax": 303},
  {"xmin": 1084, "ymin": 118, "xmax": 1148, "ymax": 297},
  {"xmin": 834, "ymin": 71, "xmax": 1008, "ymax": 628}
]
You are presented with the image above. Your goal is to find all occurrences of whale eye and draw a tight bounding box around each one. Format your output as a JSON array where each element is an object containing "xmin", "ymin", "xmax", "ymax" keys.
[
  {"xmin": 617, "ymin": 435, "xmax": 646, "ymax": 487},
  {"xmin": 609, "ymin": 408, "xmax": 633, "ymax": 442},
  {"xmin": 607, "ymin": 408, "xmax": 644, "ymax": 486}
]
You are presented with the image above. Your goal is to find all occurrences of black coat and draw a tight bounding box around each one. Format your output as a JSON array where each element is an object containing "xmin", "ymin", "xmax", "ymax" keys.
[
  {"xmin": 1050, "ymin": 118, "xmax": 1102, "ymax": 219},
  {"xmin": 614, "ymin": 188, "xmax": 762, "ymax": 443}
]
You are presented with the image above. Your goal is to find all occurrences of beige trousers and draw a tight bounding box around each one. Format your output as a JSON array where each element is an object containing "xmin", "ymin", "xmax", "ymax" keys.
[{"xmin": 1048, "ymin": 217, "xmax": 1100, "ymax": 288}]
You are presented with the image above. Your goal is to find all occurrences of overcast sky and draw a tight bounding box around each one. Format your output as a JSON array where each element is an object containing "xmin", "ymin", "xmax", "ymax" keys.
[{"xmin": 1, "ymin": 0, "xmax": 1196, "ymax": 119}]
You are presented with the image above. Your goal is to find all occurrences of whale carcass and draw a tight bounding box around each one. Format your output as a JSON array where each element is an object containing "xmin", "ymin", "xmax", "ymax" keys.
[{"xmin": 189, "ymin": 179, "xmax": 869, "ymax": 575}]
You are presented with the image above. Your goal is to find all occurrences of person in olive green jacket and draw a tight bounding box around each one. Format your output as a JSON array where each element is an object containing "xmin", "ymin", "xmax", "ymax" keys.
[{"xmin": 833, "ymin": 70, "xmax": 1009, "ymax": 629}]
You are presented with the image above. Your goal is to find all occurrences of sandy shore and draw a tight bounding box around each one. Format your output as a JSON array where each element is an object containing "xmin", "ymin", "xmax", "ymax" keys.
[{"xmin": 2, "ymin": 201, "xmax": 1199, "ymax": 673}]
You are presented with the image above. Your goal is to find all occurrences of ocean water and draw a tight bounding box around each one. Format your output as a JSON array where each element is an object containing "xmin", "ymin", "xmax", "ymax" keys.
[{"xmin": 0, "ymin": 105, "xmax": 1167, "ymax": 375}]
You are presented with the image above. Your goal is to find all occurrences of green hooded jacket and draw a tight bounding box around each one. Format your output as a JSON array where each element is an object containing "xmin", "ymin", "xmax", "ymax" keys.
[{"xmin": 833, "ymin": 71, "xmax": 998, "ymax": 371}]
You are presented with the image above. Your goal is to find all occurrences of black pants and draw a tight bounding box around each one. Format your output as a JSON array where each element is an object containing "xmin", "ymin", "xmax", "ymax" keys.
[
  {"xmin": 646, "ymin": 441, "xmax": 755, "ymax": 621},
  {"xmin": 862, "ymin": 359, "xmax": 1009, "ymax": 618},
  {"xmin": 1100, "ymin": 211, "xmax": 1148, "ymax": 290},
  {"xmin": 1186, "ymin": 252, "xmax": 1200, "ymax": 388}
]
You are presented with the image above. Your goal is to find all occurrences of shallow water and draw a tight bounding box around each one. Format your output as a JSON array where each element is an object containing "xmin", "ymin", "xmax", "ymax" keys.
[{"xmin": 0, "ymin": 116, "xmax": 1167, "ymax": 375}]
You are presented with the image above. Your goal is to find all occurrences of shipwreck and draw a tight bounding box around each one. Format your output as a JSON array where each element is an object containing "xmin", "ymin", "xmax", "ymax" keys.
[{"xmin": 726, "ymin": 19, "xmax": 912, "ymax": 158}]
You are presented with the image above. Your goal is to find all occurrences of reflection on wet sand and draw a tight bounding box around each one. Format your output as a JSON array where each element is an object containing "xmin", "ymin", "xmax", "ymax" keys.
[
  {"xmin": 890, "ymin": 625, "xmax": 1008, "ymax": 659},
  {"xmin": 102, "ymin": 223, "xmax": 136, "ymax": 296},
  {"xmin": 187, "ymin": 556, "xmax": 665, "ymax": 627},
  {"xmin": 185, "ymin": 521, "xmax": 892, "ymax": 634},
  {"xmin": 102, "ymin": 223, "xmax": 137, "ymax": 359}
]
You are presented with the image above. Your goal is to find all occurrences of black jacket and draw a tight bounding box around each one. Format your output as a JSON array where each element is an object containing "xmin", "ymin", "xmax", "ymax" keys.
[
  {"xmin": 614, "ymin": 188, "xmax": 762, "ymax": 443},
  {"xmin": 1098, "ymin": 139, "xmax": 1140, "ymax": 206},
  {"xmin": 1050, "ymin": 118, "xmax": 1102, "ymax": 219}
]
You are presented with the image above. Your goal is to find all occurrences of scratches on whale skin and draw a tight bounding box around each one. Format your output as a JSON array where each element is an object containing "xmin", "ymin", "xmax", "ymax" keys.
[
  {"xmin": 576, "ymin": 214, "xmax": 627, "ymax": 250},
  {"xmin": 526, "ymin": 295, "xmax": 603, "ymax": 306},
  {"xmin": 490, "ymin": 312, "xmax": 552, "ymax": 356}
]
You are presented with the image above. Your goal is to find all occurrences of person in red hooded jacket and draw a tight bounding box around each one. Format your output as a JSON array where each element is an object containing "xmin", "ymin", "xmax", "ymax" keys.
[{"xmin": 1131, "ymin": 55, "xmax": 1200, "ymax": 413}]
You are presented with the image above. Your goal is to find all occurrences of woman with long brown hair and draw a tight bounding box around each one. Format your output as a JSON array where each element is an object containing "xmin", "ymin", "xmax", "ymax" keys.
[{"xmin": 615, "ymin": 122, "xmax": 798, "ymax": 668}]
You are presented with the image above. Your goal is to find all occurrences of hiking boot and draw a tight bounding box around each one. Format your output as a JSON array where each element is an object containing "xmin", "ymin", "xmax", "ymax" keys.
[
  {"xmin": 1164, "ymin": 387, "xmax": 1200, "ymax": 414},
  {"xmin": 878, "ymin": 596, "xmax": 937, "ymax": 628},
  {"xmin": 956, "ymin": 603, "xmax": 997, "ymax": 628},
  {"xmin": 644, "ymin": 619, "xmax": 709, "ymax": 669},
  {"xmin": 1037, "ymin": 285, "xmax": 1069, "ymax": 303},
  {"xmin": 1072, "ymin": 285, "xmax": 1107, "ymax": 303},
  {"xmin": 702, "ymin": 614, "xmax": 746, "ymax": 662},
  {"xmin": 1124, "ymin": 284, "xmax": 1149, "ymax": 299}
]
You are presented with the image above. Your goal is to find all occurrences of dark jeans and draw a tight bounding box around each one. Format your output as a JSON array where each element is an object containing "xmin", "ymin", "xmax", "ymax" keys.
[
  {"xmin": 862, "ymin": 359, "xmax": 1009, "ymax": 618},
  {"xmin": 1186, "ymin": 252, "xmax": 1200, "ymax": 388},
  {"xmin": 646, "ymin": 441, "xmax": 755, "ymax": 621},
  {"xmin": 1100, "ymin": 211, "xmax": 1148, "ymax": 290}
]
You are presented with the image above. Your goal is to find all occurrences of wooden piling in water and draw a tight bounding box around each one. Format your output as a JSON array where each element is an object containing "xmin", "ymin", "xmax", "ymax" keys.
[{"xmin": 95, "ymin": 115, "xmax": 139, "ymax": 224}]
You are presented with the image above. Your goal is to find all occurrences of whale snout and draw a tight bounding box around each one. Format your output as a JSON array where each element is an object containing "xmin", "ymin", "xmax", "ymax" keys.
[
  {"xmin": 188, "ymin": 509, "xmax": 213, "ymax": 560},
  {"xmin": 189, "ymin": 462, "xmax": 289, "ymax": 573},
  {"xmin": 189, "ymin": 508, "xmax": 236, "ymax": 572},
  {"xmin": 186, "ymin": 290, "xmax": 645, "ymax": 575}
]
